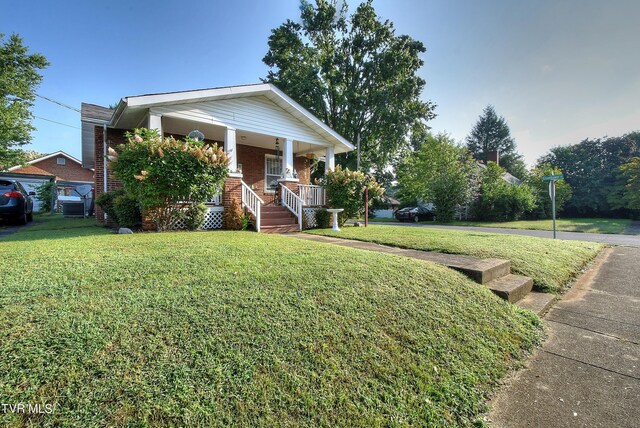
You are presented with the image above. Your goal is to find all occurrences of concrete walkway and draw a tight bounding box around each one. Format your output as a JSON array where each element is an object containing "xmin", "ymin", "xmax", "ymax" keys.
[
  {"xmin": 489, "ymin": 247, "xmax": 640, "ymax": 427},
  {"xmin": 370, "ymin": 222, "xmax": 640, "ymax": 247}
]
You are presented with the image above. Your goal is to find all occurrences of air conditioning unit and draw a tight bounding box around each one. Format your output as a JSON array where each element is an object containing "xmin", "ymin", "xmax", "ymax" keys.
[{"xmin": 62, "ymin": 201, "xmax": 85, "ymax": 218}]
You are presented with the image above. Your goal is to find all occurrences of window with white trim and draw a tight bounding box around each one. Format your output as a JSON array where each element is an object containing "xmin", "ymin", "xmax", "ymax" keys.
[
  {"xmin": 57, "ymin": 157, "xmax": 66, "ymax": 165},
  {"xmin": 265, "ymin": 155, "xmax": 281, "ymax": 193}
]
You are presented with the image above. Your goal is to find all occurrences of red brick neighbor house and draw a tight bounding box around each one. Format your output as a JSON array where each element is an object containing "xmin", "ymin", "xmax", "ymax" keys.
[
  {"xmin": 81, "ymin": 83, "xmax": 354, "ymax": 232},
  {"xmin": 2, "ymin": 151, "xmax": 94, "ymax": 212}
]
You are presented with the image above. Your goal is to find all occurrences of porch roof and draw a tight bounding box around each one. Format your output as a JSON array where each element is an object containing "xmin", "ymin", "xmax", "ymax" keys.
[{"xmin": 110, "ymin": 83, "xmax": 354, "ymax": 152}]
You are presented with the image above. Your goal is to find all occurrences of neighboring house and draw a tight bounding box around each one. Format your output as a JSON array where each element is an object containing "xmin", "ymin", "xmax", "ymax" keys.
[
  {"xmin": 373, "ymin": 195, "xmax": 401, "ymax": 218},
  {"xmin": 1, "ymin": 151, "xmax": 94, "ymax": 212},
  {"xmin": 477, "ymin": 162, "xmax": 522, "ymax": 185},
  {"xmin": 82, "ymin": 83, "xmax": 354, "ymax": 232}
]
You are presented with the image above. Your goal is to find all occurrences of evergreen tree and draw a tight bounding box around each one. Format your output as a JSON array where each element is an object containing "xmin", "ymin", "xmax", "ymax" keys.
[{"xmin": 466, "ymin": 105, "xmax": 525, "ymax": 178}]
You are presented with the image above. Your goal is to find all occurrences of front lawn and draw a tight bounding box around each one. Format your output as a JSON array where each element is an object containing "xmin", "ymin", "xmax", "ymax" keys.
[
  {"xmin": 450, "ymin": 217, "xmax": 632, "ymax": 234},
  {"xmin": 307, "ymin": 225, "xmax": 603, "ymax": 293},
  {"xmin": 0, "ymin": 218, "xmax": 541, "ymax": 426}
]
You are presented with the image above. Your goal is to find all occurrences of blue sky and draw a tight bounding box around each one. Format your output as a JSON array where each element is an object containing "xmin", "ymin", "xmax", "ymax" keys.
[{"xmin": 2, "ymin": 0, "xmax": 639, "ymax": 166}]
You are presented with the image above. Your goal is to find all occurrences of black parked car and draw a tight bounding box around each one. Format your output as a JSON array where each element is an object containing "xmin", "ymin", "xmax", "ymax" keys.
[
  {"xmin": 394, "ymin": 206, "xmax": 434, "ymax": 222},
  {"xmin": 0, "ymin": 179, "xmax": 35, "ymax": 225}
]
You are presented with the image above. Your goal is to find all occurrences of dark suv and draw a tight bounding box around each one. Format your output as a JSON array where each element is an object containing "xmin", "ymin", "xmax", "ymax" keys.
[{"xmin": 0, "ymin": 179, "xmax": 35, "ymax": 225}]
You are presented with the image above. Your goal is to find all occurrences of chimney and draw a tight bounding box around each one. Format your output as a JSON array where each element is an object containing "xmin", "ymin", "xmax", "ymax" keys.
[{"xmin": 487, "ymin": 150, "xmax": 499, "ymax": 166}]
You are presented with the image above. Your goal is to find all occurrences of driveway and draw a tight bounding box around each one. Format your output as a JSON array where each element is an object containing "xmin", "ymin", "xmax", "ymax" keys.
[
  {"xmin": 489, "ymin": 247, "xmax": 640, "ymax": 427},
  {"xmin": 0, "ymin": 220, "xmax": 36, "ymax": 238},
  {"xmin": 370, "ymin": 222, "xmax": 640, "ymax": 247}
]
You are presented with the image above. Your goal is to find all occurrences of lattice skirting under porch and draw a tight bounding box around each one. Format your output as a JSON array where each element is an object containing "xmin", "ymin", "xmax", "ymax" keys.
[
  {"xmin": 303, "ymin": 207, "xmax": 319, "ymax": 229},
  {"xmin": 172, "ymin": 206, "xmax": 224, "ymax": 230}
]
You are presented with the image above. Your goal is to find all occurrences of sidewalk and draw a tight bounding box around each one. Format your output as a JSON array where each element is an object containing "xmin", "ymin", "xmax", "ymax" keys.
[
  {"xmin": 489, "ymin": 247, "xmax": 640, "ymax": 427},
  {"xmin": 371, "ymin": 222, "xmax": 640, "ymax": 247}
]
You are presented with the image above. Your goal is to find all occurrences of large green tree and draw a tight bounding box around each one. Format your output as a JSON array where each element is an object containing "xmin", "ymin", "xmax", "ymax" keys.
[
  {"xmin": 263, "ymin": 0, "xmax": 435, "ymax": 178},
  {"xmin": 0, "ymin": 33, "xmax": 48, "ymax": 170},
  {"xmin": 397, "ymin": 133, "xmax": 477, "ymax": 222},
  {"xmin": 466, "ymin": 105, "xmax": 526, "ymax": 178},
  {"xmin": 525, "ymin": 164, "xmax": 572, "ymax": 219},
  {"xmin": 538, "ymin": 132, "xmax": 640, "ymax": 216},
  {"xmin": 608, "ymin": 157, "xmax": 640, "ymax": 213}
]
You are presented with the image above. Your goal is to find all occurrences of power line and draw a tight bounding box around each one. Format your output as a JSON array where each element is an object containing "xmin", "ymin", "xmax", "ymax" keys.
[
  {"xmin": 36, "ymin": 94, "xmax": 80, "ymax": 113},
  {"xmin": 34, "ymin": 115, "xmax": 80, "ymax": 129}
]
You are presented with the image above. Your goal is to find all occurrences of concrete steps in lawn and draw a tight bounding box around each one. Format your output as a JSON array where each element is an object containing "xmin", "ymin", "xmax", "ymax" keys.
[
  {"xmin": 515, "ymin": 292, "xmax": 556, "ymax": 315},
  {"xmin": 289, "ymin": 233, "xmax": 555, "ymax": 315},
  {"xmin": 485, "ymin": 274, "xmax": 533, "ymax": 303}
]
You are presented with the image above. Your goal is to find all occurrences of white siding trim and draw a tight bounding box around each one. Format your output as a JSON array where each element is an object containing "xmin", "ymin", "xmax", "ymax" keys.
[{"xmin": 153, "ymin": 96, "xmax": 332, "ymax": 147}]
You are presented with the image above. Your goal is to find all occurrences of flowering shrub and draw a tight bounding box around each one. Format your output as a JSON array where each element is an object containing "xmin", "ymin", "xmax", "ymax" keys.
[
  {"xmin": 108, "ymin": 128, "xmax": 228, "ymax": 231},
  {"xmin": 318, "ymin": 166, "xmax": 384, "ymax": 226}
]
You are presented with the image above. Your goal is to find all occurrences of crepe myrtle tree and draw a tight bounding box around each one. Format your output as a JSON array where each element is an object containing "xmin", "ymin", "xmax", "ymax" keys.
[
  {"xmin": 318, "ymin": 165, "xmax": 384, "ymax": 226},
  {"xmin": 108, "ymin": 128, "xmax": 228, "ymax": 231}
]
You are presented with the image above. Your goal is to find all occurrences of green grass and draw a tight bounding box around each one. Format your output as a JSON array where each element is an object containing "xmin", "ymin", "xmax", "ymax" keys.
[
  {"xmin": 450, "ymin": 218, "xmax": 632, "ymax": 234},
  {"xmin": 307, "ymin": 225, "xmax": 603, "ymax": 293},
  {"xmin": 0, "ymin": 217, "xmax": 541, "ymax": 426},
  {"xmin": 367, "ymin": 217, "xmax": 401, "ymax": 223}
]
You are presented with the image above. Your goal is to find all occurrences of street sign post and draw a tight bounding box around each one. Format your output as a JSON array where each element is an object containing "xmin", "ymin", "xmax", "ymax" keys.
[
  {"xmin": 542, "ymin": 174, "xmax": 563, "ymax": 182},
  {"xmin": 543, "ymin": 174, "xmax": 564, "ymax": 239}
]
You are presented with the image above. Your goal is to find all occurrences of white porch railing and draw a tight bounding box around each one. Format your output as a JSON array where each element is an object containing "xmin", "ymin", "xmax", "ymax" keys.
[
  {"xmin": 206, "ymin": 191, "xmax": 223, "ymax": 206},
  {"xmin": 280, "ymin": 184, "xmax": 304, "ymax": 231},
  {"xmin": 241, "ymin": 181, "xmax": 264, "ymax": 232},
  {"xmin": 298, "ymin": 184, "xmax": 326, "ymax": 207}
]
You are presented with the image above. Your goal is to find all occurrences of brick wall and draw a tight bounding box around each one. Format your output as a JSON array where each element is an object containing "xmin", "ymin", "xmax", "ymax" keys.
[
  {"xmin": 94, "ymin": 126, "xmax": 127, "ymax": 222},
  {"xmin": 11, "ymin": 155, "xmax": 94, "ymax": 182},
  {"xmin": 236, "ymin": 143, "xmax": 310, "ymax": 205},
  {"xmin": 93, "ymin": 131, "xmax": 313, "ymax": 222}
]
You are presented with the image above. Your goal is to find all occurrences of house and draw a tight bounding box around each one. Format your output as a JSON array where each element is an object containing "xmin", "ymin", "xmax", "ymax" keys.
[
  {"xmin": 1, "ymin": 151, "xmax": 94, "ymax": 212},
  {"xmin": 82, "ymin": 83, "xmax": 354, "ymax": 232}
]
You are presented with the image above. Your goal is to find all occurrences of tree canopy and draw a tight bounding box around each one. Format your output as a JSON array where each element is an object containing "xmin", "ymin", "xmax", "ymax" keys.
[
  {"xmin": 397, "ymin": 133, "xmax": 477, "ymax": 222},
  {"xmin": 538, "ymin": 132, "xmax": 640, "ymax": 216},
  {"xmin": 466, "ymin": 105, "xmax": 526, "ymax": 178},
  {"xmin": 263, "ymin": 0, "xmax": 435, "ymax": 179},
  {"xmin": 0, "ymin": 33, "xmax": 48, "ymax": 170},
  {"xmin": 608, "ymin": 156, "xmax": 640, "ymax": 213}
]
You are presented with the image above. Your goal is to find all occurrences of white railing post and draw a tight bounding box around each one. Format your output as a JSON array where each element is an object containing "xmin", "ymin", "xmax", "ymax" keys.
[
  {"xmin": 297, "ymin": 184, "xmax": 326, "ymax": 207},
  {"xmin": 241, "ymin": 181, "xmax": 264, "ymax": 232},
  {"xmin": 280, "ymin": 183, "xmax": 304, "ymax": 231}
]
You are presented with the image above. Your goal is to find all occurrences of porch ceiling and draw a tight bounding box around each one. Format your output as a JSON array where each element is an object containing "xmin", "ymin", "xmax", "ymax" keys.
[{"xmin": 162, "ymin": 117, "xmax": 326, "ymax": 156}]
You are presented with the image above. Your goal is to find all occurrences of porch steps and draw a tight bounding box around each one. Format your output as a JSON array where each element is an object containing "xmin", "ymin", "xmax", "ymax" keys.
[
  {"xmin": 289, "ymin": 233, "xmax": 555, "ymax": 315},
  {"xmin": 260, "ymin": 206, "xmax": 299, "ymax": 234}
]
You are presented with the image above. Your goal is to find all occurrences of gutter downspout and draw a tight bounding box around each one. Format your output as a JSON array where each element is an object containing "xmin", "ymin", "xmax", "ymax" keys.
[{"xmin": 102, "ymin": 124, "xmax": 108, "ymax": 220}]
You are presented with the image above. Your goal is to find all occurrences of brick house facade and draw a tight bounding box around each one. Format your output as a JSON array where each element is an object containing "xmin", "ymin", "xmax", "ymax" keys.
[
  {"xmin": 9, "ymin": 152, "xmax": 94, "ymax": 183},
  {"xmin": 84, "ymin": 83, "xmax": 354, "ymax": 231}
]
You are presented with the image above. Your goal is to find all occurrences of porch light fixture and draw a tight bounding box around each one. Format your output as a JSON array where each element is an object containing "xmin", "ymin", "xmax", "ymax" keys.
[
  {"xmin": 275, "ymin": 138, "xmax": 281, "ymax": 174},
  {"xmin": 188, "ymin": 129, "xmax": 205, "ymax": 142}
]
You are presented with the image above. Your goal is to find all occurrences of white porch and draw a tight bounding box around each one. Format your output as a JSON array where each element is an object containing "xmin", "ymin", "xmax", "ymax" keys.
[{"xmin": 107, "ymin": 83, "xmax": 353, "ymax": 231}]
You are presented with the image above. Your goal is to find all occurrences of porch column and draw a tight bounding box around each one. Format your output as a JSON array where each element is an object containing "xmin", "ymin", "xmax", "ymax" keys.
[
  {"xmin": 325, "ymin": 146, "xmax": 335, "ymax": 173},
  {"xmin": 149, "ymin": 111, "xmax": 163, "ymax": 137},
  {"xmin": 224, "ymin": 127, "xmax": 238, "ymax": 173},
  {"xmin": 282, "ymin": 138, "xmax": 294, "ymax": 178}
]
